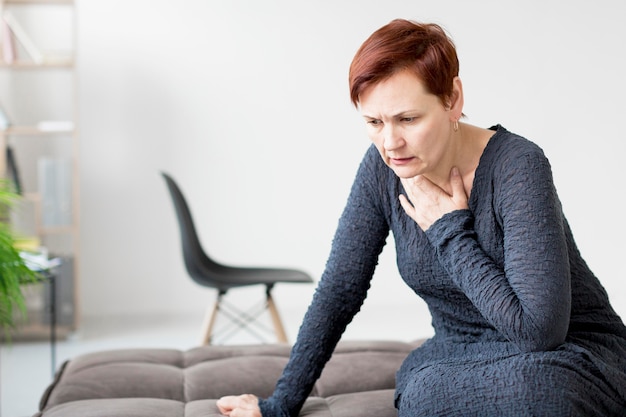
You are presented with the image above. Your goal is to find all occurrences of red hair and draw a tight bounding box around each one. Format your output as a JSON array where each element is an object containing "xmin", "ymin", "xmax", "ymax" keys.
[{"xmin": 349, "ymin": 19, "xmax": 459, "ymax": 107}]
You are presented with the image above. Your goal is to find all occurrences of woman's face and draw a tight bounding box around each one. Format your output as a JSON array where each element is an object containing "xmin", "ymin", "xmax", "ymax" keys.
[{"xmin": 359, "ymin": 69, "xmax": 455, "ymax": 179}]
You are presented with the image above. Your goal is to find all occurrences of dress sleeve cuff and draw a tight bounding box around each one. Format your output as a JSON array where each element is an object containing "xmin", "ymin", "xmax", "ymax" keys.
[
  {"xmin": 425, "ymin": 209, "xmax": 474, "ymax": 248},
  {"xmin": 258, "ymin": 397, "xmax": 289, "ymax": 417},
  {"xmin": 424, "ymin": 209, "xmax": 477, "ymax": 280}
]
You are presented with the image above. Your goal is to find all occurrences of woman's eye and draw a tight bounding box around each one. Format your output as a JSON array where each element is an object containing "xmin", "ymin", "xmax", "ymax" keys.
[
  {"xmin": 367, "ymin": 119, "xmax": 382, "ymax": 126},
  {"xmin": 401, "ymin": 117, "xmax": 416, "ymax": 123}
]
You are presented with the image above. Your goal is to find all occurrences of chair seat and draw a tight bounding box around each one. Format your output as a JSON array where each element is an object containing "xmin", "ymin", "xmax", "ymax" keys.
[{"xmin": 192, "ymin": 265, "xmax": 313, "ymax": 291}]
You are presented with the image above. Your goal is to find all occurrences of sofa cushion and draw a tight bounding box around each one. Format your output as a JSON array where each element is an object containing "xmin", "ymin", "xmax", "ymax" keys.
[{"xmin": 35, "ymin": 340, "xmax": 423, "ymax": 417}]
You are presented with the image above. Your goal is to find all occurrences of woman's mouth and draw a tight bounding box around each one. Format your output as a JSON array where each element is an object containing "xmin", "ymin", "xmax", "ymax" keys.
[{"xmin": 390, "ymin": 157, "xmax": 414, "ymax": 166}]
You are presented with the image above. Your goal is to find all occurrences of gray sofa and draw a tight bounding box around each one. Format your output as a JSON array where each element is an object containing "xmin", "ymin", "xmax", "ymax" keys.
[{"xmin": 34, "ymin": 339, "xmax": 423, "ymax": 417}]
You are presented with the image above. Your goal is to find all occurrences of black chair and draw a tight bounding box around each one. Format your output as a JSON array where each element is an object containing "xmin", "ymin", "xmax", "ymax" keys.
[{"xmin": 161, "ymin": 172, "xmax": 313, "ymax": 344}]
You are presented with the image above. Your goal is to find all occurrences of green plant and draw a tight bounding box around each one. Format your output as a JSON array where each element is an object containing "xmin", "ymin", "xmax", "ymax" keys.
[{"xmin": 0, "ymin": 178, "xmax": 37, "ymax": 338}]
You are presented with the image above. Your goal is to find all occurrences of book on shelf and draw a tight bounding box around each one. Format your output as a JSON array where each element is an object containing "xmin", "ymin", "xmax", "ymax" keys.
[
  {"xmin": 6, "ymin": 145, "xmax": 23, "ymax": 195},
  {"xmin": 2, "ymin": 10, "xmax": 44, "ymax": 64},
  {"xmin": 20, "ymin": 249, "xmax": 62, "ymax": 273},
  {"xmin": 13, "ymin": 236, "xmax": 41, "ymax": 253},
  {"xmin": 38, "ymin": 157, "xmax": 72, "ymax": 227},
  {"xmin": 1, "ymin": 17, "xmax": 16, "ymax": 64},
  {"xmin": 0, "ymin": 102, "xmax": 10, "ymax": 129},
  {"xmin": 37, "ymin": 120, "xmax": 74, "ymax": 132}
]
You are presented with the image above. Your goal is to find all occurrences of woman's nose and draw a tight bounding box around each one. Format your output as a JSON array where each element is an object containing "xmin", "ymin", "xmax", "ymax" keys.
[{"xmin": 383, "ymin": 124, "xmax": 404, "ymax": 150}]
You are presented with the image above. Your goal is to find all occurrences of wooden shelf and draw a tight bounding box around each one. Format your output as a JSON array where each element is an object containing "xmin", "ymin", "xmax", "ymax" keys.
[
  {"xmin": 1, "ymin": 124, "xmax": 75, "ymax": 136},
  {"xmin": 40, "ymin": 225, "xmax": 74, "ymax": 235},
  {"xmin": 1, "ymin": 0, "xmax": 79, "ymax": 337},
  {"xmin": 0, "ymin": 322, "xmax": 73, "ymax": 342},
  {"xmin": 3, "ymin": 0, "xmax": 74, "ymax": 5},
  {"xmin": 0, "ymin": 58, "xmax": 74, "ymax": 68}
]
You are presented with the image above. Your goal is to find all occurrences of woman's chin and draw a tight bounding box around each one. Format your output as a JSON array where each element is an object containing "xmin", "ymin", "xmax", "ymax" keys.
[{"xmin": 391, "ymin": 166, "xmax": 419, "ymax": 179}]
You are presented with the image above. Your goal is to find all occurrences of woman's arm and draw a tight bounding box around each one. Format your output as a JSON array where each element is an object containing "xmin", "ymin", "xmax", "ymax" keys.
[
  {"xmin": 240, "ymin": 148, "xmax": 391, "ymax": 416},
  {"xmin": 258, "ymin": 149, "xmax": 390, "ymax": 415},
  {"xmin": 426, "ymin": 151, "xmax": 571, "ymax": 352}
]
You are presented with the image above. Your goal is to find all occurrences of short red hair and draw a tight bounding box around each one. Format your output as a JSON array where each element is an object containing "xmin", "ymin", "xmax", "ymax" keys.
[{"xmin": 349, "ymin": 19, "xmax": 459, "ymax": 107}]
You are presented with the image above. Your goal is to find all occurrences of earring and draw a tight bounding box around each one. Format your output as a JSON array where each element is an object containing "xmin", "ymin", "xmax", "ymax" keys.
[{"xmin": 453, "ymin": 119, "xmax": 459, "ymax": 132}]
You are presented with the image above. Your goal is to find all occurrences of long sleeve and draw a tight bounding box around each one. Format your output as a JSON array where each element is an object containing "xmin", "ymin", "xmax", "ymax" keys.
[
  {"xmin": 259, "ymin": 148, "xmax": 390, "ymax": 416},
  {"xmin": 425, "ymin": 146, "xmax": 571, "ymax": 352}
]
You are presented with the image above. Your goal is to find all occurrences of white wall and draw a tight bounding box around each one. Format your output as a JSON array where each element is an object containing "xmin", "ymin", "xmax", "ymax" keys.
[{"xmin": 76, "ymin": 0, "xmax": 626, "ymax": 340}]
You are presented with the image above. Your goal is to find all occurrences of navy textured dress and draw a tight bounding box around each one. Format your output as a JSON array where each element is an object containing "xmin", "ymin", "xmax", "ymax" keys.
[{"xmin": 258, "ymin": 125, "xmax": 626, "ymax": 416}]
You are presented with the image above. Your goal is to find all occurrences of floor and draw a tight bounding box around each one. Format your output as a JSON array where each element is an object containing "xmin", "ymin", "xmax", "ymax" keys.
[
  {"xmin": 0, "ymin": 313, "xmax": 200, "ymax": 417},
  {"xmin": 0, "ymin": 306, "xmax": 432, "ymax": 417}
]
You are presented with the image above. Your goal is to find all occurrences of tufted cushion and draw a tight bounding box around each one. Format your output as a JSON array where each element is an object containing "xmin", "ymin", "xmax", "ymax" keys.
[{"xmin": 34, "ymin": 340, "xmax": 423, "ymax": 417}]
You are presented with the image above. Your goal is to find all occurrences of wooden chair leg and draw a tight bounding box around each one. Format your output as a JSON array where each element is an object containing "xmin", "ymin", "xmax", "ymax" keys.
[
  {"xmin": 201, "ymin": 293, "xmax": 221, "ymax": 345},
  {"xmin": 266, "ymin": 290, "xmax": 288, "ymax": 344}
]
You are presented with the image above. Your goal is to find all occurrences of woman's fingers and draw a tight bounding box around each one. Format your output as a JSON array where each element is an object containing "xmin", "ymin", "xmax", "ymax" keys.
[
  {"xmin": 216, "ymin": 395, "xmax": 237, "ymax": 414},
  {"xmin": 399, "ymin": 167, "xmax": 468, "ymax": 230},
  {"xmin": 216, "ymin": 395, "xmax": 260, "ymax": 417},
  {"xmin": 449, "ymin": 167, "xmax": 468, "ymax": 208}
]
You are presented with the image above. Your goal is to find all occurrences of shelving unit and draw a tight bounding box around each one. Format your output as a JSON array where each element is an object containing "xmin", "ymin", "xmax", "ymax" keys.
[{"xmin": 0, "ymin": 0, "xmax": 78, "ymax": 340}]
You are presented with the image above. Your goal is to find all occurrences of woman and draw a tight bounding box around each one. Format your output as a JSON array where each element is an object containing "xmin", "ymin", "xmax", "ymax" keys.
[{"xmin": 218, "ymin": 19, "xmax": 626, "ymax": 416}]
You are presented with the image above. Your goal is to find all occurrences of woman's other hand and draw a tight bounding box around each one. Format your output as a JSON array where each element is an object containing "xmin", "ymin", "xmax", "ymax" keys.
[
  {"xmin": 399, "ymin": 166, "xmax": 468, "ymax": 230},
  {"xmin": 216, "ymin": 394, "xmax": 261, "ymax": 417}
]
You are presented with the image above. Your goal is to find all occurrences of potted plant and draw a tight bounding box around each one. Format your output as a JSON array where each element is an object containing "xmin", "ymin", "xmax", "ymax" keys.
[{"xmin": 0, "ymin": 178, "xmax": 37, "ymax": 339}]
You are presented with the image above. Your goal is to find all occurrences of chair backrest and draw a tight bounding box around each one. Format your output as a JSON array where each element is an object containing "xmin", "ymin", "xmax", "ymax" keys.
[{"xmin": 161, "ymin": 172, "xmax": 223, "ymax": 288}]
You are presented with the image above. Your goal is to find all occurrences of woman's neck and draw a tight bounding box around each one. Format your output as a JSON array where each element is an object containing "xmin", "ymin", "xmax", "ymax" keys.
[{"xmin": 424, "ymin": 123, "xmax": 494, "ymax": 197}]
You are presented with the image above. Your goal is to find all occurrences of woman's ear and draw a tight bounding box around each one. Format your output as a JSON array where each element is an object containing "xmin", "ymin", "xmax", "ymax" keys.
[{"xmin": 449, "ymin": 76, "xmax": 464, "ymax": 121}]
